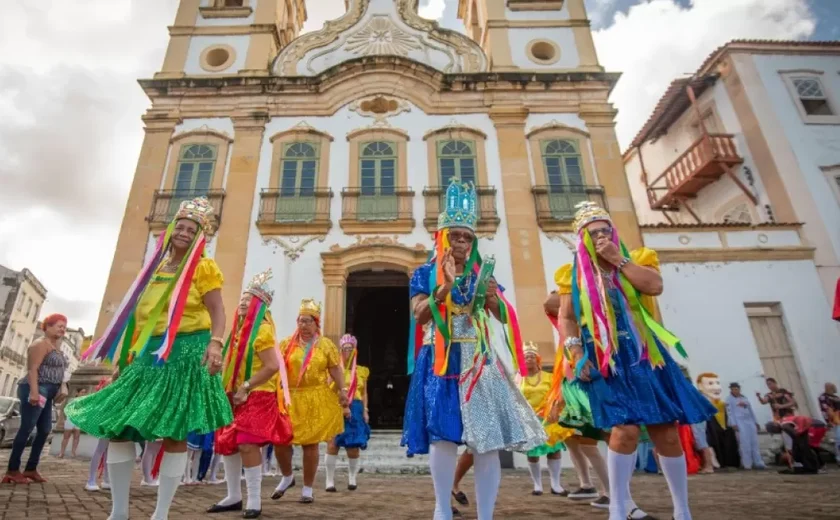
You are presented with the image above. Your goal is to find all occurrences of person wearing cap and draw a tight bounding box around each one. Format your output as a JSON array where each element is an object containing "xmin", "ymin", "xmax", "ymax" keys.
[
  {"xmin": 551, "ymin": 201, "xmax": 715, "ymax": 520},
  {"xmin": 725, "ymin": 382, "xmax": 765, "ymax": 470}
]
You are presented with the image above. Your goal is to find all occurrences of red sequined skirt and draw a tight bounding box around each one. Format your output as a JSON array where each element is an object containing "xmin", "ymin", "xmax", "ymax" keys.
[{"xmin": 216, "ymin": 390, "xmax": 292, "ymax": 455}]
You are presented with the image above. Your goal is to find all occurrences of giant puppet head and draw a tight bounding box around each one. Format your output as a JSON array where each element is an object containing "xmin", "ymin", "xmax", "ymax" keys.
[{"xmin": 696, "ymin": 372, "xmax": 723, "ymax": 402}]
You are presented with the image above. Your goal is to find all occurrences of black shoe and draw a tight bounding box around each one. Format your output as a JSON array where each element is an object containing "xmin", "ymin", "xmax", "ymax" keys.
[
  {"xmin": 299, "ymin": 496, "xmax": 314, "ymax": 504},
  {"xmin": 242, "ymin": 509, "xmax": 261, "ymax": 519},
  {"xmin": 207, "ymin": 501, "xmax": 243, "ymax": 513},
  {"xmin": 568, "ymin": 487, "xmax": 598, "ymax": 499},
  {"xmin": 325, "ymin": 486, "xmax": 337, "ymax": 492},
  {"xmin": 348, "ymin": 484, "xmax": 358, "ymax": 491},
  {"xmin": 452, "ymin": 507, "xmax": 464, "ymax": 518},
  {"xmin": 551, "ymin": 488, "xmax": 569, "ymax": 497},
  {"xmin": 626, "ymin": 508, "xmax": 660, "ymax": 520},
  {"xmin": 590, "ymin": 496, "xmax": 610, "ymax": 509},
  {"xmin": 532, "ymin": 490, "xmax": 543, "ymax": 496},
  {"xmin": 270, "ymin": 478, "xmax": 295, "ymax": 500},
  {"xmin": 451, "ymin": 490, "xmax": 469, "ymax": 506}
]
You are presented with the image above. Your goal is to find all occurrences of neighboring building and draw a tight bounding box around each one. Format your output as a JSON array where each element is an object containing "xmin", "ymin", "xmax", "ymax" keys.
[
  {"xmin": 33, "ymin": 324, "xmax": 84, "ymax": 382},
  {"xmin": 94, "ymin": 0, "xmax": 636, "ymax": 432},
  {"xmin": 0, "ymin": 265, "xmax": 47, "ymax": 396},
  {"xmin": 622, "ymin": 40, "xmax": 840, "ymax": 422}
]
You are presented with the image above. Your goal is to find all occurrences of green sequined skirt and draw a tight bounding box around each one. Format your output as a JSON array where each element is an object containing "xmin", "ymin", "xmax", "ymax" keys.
[
  {"xmin": 559, "ymin": 379, "xmax": 604, "ymax": 441},
  {"xmin": 65, "ymin": 330, "xmax": 232, "ymax": 442}
]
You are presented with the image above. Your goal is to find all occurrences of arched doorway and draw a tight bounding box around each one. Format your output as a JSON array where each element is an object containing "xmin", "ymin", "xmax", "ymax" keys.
[
  {"xmin": 345, "ymin": 270, "xmax": 410, "ymax": 430},
  {"xmin": 321, "ymin": 240, "xmax": 429, "ymax": 430}
]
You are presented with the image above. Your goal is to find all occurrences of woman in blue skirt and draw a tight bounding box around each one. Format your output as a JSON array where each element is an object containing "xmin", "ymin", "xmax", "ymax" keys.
[
  {"xmin": 556, "ymin": 202, "xmax": 715, "ymax": 520},
  {"xmin": 325, "ymin": 334, "xmax": 371, "ymax": 492}
]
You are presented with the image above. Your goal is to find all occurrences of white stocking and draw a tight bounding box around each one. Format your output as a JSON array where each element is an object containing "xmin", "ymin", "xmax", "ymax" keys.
[
  {"xmin": 324, "ymin": 453, "xmax": 337, "ymax": 489},
  {"xmin": 348, "ymin": 457, "xmax": 360, "ymax": 486},
  {"xmin": 88, "ymin": 438, "xmax": 109, "ymax": 486},
  {"xmin": 429, "ymin": 441, "xmax": 458, "ymax": 520},
  {"xmin": 607, "ymin": 449, "xmax": 634, "ymax": 520},
  {"xmin": 659, "ymin": 454, "xmax": 692, "ymax": 520},
  {"xmin": 152, "ymin": 451, "xmax": 188, "ymax": 520},
  {"xmin": 547, "ymin": 457, "xmax": 564, "ymax": 493},
  {"xmin": 527, "ymin": 461, "xmax": 543, "ymax": 493},
  {"xmin": 106, "ymin": 442, "xmax": 135, "ymax": 520},
  {"xmin": 243, "ymin": 465, "xmax": 262, "ymax": 511},
  {"xmin": 473, "ymin": 450, "xmax": 501, "ymax": 520},
  {"xmin": 218, "ymin": 454, "xmax": 243, "ymax": 507}
]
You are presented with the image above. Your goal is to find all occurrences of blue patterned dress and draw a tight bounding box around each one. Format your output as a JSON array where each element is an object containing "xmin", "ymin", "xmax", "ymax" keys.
[{"xmin": 401, "ymin": 262, "xmax": 546, "ymax": 456}]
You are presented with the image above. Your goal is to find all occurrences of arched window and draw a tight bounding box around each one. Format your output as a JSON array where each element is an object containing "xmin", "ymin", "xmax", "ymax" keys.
[
  {"xmin": 437, "ymin": 140, "xmax": 476, "ymax": 186},
  {"xmin": 172, "ymin": 144, "xmax": 217, "ymax": 215},
  {"xmin": 359, "ymin": 142, "xmax": 397, "ymax": 219},
  {"xmin": 280, "ymin": 142, "xmax": 318, "ymax": 197},
  {"xmin": 541, "ymin": 140, "xmax": 583, "ymax": 191}
]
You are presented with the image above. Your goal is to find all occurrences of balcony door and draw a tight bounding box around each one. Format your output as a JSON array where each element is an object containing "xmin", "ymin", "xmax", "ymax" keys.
[
  {"xmin": 541, "ymin": 139, "xmax": 586, "ymax": 219},
  {"xmin": 171, "ymin": 144, "xmax": 216, "ymax": 218},
  {"xmin": 277, "ymin": 142, "xmax": 318, "ymax": 222},
  {"xmin": 438, "ymin": 140, "xmax": 477, "ymax": 186},
  {"xmin": 359, "ymin": 141, "xmax": 397, "ymax": 220}
]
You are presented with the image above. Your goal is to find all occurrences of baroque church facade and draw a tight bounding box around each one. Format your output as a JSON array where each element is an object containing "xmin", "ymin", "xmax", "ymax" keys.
[{"xmin": 95, "ymin": 0, "xmax": 840, "ymax": 428}]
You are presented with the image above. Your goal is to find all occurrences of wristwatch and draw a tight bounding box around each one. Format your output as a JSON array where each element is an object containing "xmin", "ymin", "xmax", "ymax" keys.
[{"xmin": 242, "ymin": 381, "xmax": 251, "ymax": 392}]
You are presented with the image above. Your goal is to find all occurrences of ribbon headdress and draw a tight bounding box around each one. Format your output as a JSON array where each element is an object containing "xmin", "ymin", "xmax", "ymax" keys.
[
  {"xmin": 407, "ymin": 179, "xmax": 526, "ymax": 382},
  {"xmin": 284, "ymin": 299, "xmax": 322, "ymax": 387},
  {"xmin": 339, "ymin": 334, "xmax": 359, "ymax": 400},
  {"xmin": 83, "ymin": 197, "xmax": 214, "ymax": 368},
  {"xmin": 570, "ymin": 201, "xmax": 687, "ymax": 377}
]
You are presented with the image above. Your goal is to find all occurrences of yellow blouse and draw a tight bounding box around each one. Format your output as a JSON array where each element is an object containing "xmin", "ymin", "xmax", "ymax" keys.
[
  {"xmin": 281, "ymin": 336, "xmax": 340, "ymax": 389},
  {"xmin": 554, "ymin": 247, "xmax": 660, "ymax": 317},
  {"xmin": 230, "ymin": 321, "xmax": 277, "ymax": 393},
  {"xmin": 330, "ymin": 365, "xmax": 370, "ymax": 401},
  {"xmin": 520, "ymin": 371, "xmax": 552, "ymax": 411},
  {"xmin": 135, "ymin": 257, "xmax": 223, "ymax": 336}
]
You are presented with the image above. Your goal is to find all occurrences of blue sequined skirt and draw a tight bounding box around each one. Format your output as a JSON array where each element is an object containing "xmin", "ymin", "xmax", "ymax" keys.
[
  {"xmin": 335, "ymin": 399, "xmax": 371, "ymax": 450},
  {"xmin": 401, "ymin": 344, "xmax": 463, "ymax": 456},
  {"xmin": 581, "ymin": 330, "xmax": 716, "ymax": 429}
]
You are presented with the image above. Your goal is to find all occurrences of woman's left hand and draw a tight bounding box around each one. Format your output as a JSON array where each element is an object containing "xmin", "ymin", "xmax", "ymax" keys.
[
  {"xmin": 338, "ymin": 389, "xmax": 349, "ymax": 408},
  {"xmin": 233, "ymin": 387, "xmax": 249, "ymax": 406},
  {"xmin": 203, "ymin": 340, "xmax": 224, "ymax": 375},
  {"xmin": 55, "ymin": 383, "xmax": 69, "ymax": 405},
  {"xmin": 363, "ymin": 409, "xmax": 369, "ymax": 424}
]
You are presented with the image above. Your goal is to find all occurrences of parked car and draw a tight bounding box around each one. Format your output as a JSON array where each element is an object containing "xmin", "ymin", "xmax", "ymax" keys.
[{"xmin": 0, "ymin": 396, "xmax": 53, "ymax": 448}]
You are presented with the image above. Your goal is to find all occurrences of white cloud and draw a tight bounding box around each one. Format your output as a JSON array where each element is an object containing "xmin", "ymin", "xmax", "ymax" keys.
[
  {"xmin": 419, "ymin": 0, "xmax": 447, "ymax": 20},
  {"xmin": 592, "ymin": 0, "xmax": 816, "ymax": 148}
]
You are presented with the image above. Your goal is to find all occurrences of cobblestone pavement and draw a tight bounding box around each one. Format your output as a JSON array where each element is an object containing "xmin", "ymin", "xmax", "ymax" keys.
[{"xmin": 1, "ymin": 452, "xmax": 839, "ymax": 519}]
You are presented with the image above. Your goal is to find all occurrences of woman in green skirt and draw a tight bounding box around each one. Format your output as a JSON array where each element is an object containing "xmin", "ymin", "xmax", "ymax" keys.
[{"xmin": 67, "ymin": 197, "xmax": 232, "ymax": 520}]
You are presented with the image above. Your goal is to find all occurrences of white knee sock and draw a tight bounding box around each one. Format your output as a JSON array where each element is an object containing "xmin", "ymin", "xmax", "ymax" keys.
[
  {"xmin": 218, "ymin": 454, "xmax": 243, "ymax": 506},
  {"xmin": 89, "ymin": 439, "xmax": 109, "ymax": 486},
  {"xmin": 659, "ymin": 454, "xmax": 691, "ymax": 520},
  {"xmin": 566, "ymin": 442, "xmax": 592, "ymax": 488},
  {"xmin": 275, "ymin": 473, "xmax": 294, "ymax": 494},
  {"xmin": 106, "ymin": 442, "xmax": 135, "ymax": 520},
  {"xmin": 547, "ymin": 458, "xmax": 564, "ymax": 493},
  {"xmin": 625, "ymin": 454, "xmax": 645, "ymax": 518},
  {"xmin": 209, "ymin": 453, "xmax": 222, "ymax": 481},
  {"xmin": 152, "ymin": 451, "xmax": 188, "ymax": 520},
  {"xmin": 348, "ymin": 457, "xmax": 360, "ymax": 486},
  {"xmin": 474, "ymin": 450, "xmax": 501, "ymax": 520},
  {"xmin": 324, "ymin": 453, "xmax": 337, "ymax": 489},
  {"xmin": 302, "ymin": 485, "xmax": 314, "ymax": 499},
  {"xmin": 243, "ymin": 465, "xmax": 262, "ymax": 511},
  {"xmin": 607, "ymin": 449, "xmax": 634, "ymax": 520},
  {"xmin": 582, "ymin": 444, "xmax": 609, "ymax": 496},
  {"xmin": 430, "ymin": 441, "xmax": 458, "ymax": 520},
  {"xmin": 527, "ymin": 461, "xmax": 543, "ymax": 493}
]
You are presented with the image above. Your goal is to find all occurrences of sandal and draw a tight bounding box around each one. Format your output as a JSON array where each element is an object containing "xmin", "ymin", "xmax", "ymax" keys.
[
  {"xmin": 626, "ymin": 509, "xmax": 659, "ymax": 520},
  {"xmin": 2, "ymin": 472, "xmax": 30, "ymax": 484},
  {"xmin": 22, "ymin": 471, "xmax": 46, "ymax": 483}
]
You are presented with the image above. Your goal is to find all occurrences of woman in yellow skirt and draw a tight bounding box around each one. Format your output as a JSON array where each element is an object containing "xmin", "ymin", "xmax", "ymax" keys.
[
  {"xmin": 519, "ymin": 342, "xmax": 576, "ymax": 496},
  {"xmin": 271, "ymin": 299, "xmax": 348, "ymax": 504}
]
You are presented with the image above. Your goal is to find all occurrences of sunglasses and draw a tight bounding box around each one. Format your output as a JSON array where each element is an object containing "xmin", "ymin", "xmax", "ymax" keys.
[{"xmin": 588, "ymin": 227, "xmax": 613, "ymax": 239}]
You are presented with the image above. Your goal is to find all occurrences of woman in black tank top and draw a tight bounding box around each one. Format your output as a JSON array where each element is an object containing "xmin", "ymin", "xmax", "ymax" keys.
[{"xmin": 3, "ymin": 314, "xmax": 68, "ymax": 484}]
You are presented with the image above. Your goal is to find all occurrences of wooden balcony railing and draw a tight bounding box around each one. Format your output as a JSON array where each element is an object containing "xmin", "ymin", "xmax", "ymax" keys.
[
  {"xmin": 531, "ymin": 184, "xmax": 606, "ymax": 231},
  {"xmin": 147, "ymin": 189, "xmax": 225, "ymax": 233},
  {"xmin": 256, "ymin": 188, "xmax": 333, "ymax": 235},
  {"xmin": 421, "ymin": 185, "xmax": 500, "ymax": 235},
  {"xmin": 340, "ymin": 187, "xmax": 415, "ymax": 234},
  {"xmin": 646, "ymin": 134, "xmax": 743, "ymax": 210}
]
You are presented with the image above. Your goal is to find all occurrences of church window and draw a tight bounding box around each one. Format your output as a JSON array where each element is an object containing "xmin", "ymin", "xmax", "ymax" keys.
[
  {"xmin": 541, "ymin": 139, "xmax": 584, "ymax": 191},
  {"xmin": 280, "ymin": 142, "xmax": 318, "ymax": 196},
  {"xmin": 172, "ymin": 144, "xmax": 216, "ymax": 216},
  {"xmin": 437, "ymin": 140, "xmax": 476, "ymax": 186},
  {"xmin": 358, "ymin": 142, "xmax": 397, "ymax": 220}
]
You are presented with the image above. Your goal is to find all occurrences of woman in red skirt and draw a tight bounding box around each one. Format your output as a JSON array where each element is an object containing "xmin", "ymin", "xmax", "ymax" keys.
[{"xmin": 208, "ymin": 269, "xmax": 292, "ymax": 519}]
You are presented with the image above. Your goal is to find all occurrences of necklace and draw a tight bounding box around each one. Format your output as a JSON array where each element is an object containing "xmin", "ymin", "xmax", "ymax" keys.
[
  {"xmin": 454, "ymin": 271, "xmax": 473, "ymax": 301},
  {"xmin": 524, "ymin": 372, "xmax": 542, "ymax": 387}
]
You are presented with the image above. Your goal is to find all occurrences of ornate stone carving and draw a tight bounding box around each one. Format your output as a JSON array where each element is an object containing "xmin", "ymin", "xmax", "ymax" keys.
[
  {"xmin": 423, "ymin": 119, "xmax": 487, "ymax": 140},
  {"xmin": 525, "ymin": 120, "xmax": 590, "ymax": 139},
  {"xmin": 345, "ymin": 16, "xmax": 421, "ymax": 57},
  {"xmin": 263, "ymin": 235, "xmax": 326, "ymax": 261},
  {"xmin": 349, "ymin": 95, "xmax": 412, "ymax": 122},
  {"xmin": 272, "ymin": 0, "xmax": 488, "ymax": 76}
]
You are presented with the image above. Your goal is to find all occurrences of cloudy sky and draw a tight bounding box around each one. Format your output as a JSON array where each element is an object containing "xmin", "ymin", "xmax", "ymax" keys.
[{"xmin": 0, "ymin": 0, "xmax": 834, "ymax": 333}]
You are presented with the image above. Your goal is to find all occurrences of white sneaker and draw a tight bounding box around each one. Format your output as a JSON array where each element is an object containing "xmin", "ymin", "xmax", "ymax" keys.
[
  {"xmin": 140, "ymin": 479, "xmax": 159, "ymax": 487},
  {"xmin": 101, "ymin": 482, "xmax": 111, "ymax": 490},
  {"xmin": 84, "ymin": 483, "xmax": 100, "ymax": 492}
]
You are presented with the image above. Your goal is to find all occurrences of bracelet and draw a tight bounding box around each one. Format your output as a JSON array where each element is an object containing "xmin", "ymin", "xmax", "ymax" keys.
[
  {"xmin": 210, "ymin": 336, "xmax": 225, "ymax": 346},
  {"xmin": 617, "ymin": 257, "xmax": 631, "ymax": 270},
  {"xmin": 563, "ymin": 337, "xmax": 582, "ymax": 349}
]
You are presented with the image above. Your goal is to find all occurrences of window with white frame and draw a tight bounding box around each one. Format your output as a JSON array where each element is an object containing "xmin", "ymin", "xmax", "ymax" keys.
[
  {"xmin": 792, "ymin": 77, "xmax": 834, "ymax": 116},
  {"xmin": 782, "ymin": 72, "xmax": 840, "ymax": 124}
]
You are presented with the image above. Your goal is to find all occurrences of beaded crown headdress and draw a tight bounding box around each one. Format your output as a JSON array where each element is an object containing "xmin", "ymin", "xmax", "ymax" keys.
[
  {"xmin": 299, "ymin": 298, "xmax": 322, "ymax": 318},
  {"xmin": 174, "ymin": 196, "xmax": 215, "ymax": 235},
  {"xmin": 437, "ymin": 179, "xmax": 478, "ymax": 232},
  {"xmin": 340, "ymin": 334, "xmax": 357, "ymax": 348},
  {"xmin": 245, "ymin": 268, "xmax": 274, "ymax": 305},
  {"xmin": 523, "ymin": 341, "xmax": 540, "ymax": 355},
  {"xmin": 572, "ymin": 201, "xmax": 612, "ymax": 235}
]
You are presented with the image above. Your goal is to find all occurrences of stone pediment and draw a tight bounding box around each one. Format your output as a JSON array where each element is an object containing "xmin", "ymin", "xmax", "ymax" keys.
[{"xmin": 272, "ymin": 0, "xmax": 488, "ymax": 76}]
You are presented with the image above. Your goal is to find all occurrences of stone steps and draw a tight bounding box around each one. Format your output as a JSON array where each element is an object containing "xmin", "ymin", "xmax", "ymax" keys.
[{"xmin": 282, "ymin": 431, "xmax": 430, "ymax": 474}]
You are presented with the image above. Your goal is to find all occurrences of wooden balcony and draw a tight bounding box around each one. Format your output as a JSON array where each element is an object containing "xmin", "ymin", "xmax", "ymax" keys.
[
  {"xmin": 646, "ymin": 134, "xmax": 743, "ymax": 210},
  {"xmin": 147, "ymin": 189, "xmax": 225, "ymax": 234},
  {"xmin": 422, "ymin": 185, "xmax": 500, "ymax": 236},
  {"xmin": 339, "ymin": 187, "xmax": 415, "ymax": 234},
  {"xmin": 256, "ymin": 188, "xmax": 333, "ymax": 236},
  {"xmin": 531, "ymin": 184, "xmax": 606, "ymax": 232}
]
